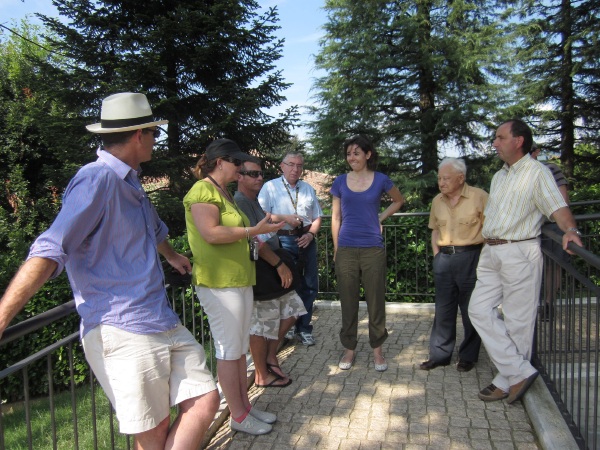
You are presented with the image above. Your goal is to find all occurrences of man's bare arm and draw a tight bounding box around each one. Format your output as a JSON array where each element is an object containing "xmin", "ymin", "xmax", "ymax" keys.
[{"xmin": 0, "ymin": 257, "xmax": 58, "ymax": 339}]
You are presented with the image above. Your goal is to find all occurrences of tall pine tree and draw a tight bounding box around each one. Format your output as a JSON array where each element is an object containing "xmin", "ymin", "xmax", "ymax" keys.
[
  {"xmin": 309, "ymin": 0, "xmax": 504, "ymax": 185},
  {"xmin": 509, "ymin": 0, "xmax": 600, "ymax": 182},
  {"xmin": 38, "ymin": 0, "xmax": 298, "ymax": 232}
]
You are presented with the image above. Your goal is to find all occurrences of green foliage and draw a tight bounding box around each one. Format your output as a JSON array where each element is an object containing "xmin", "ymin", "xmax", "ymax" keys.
[
  {"xmin": 571, "ymin": 143, "xmax": 600, "ymax": 203},
  {"xmin": 309, "ymin": 0, "xmax": 504, "ymax": 186},
  {"xmin": 37, "ymin": 0, "xmax": 298, "ymax": 213},
  {"xmin": 1, "ymin": 273, "xmax": 80, "ymax": 403},
  {"xmin": 507, "ymin": 0, "xmax": 600, "ymax": 180}
]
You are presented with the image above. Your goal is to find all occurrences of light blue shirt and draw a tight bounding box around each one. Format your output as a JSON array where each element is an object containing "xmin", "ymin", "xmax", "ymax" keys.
[
  {"xmin": 28, "ymin": 149, "xmax": 179, "ymax": 337},
  {"xmin": 258, "ymin": 176, "xmax": 323, "ymax": 230}
]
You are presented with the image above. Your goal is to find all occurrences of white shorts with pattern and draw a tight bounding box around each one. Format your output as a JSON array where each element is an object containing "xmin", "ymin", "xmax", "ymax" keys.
[{"xmin": 250, "ymin": 291, "xmax": 307, "ymax": 339}]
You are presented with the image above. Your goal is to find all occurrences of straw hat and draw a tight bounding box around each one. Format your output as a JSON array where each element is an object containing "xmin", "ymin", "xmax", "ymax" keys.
[{"xmin": 86, "ymin": 92, "xmax": 168, "ymax": 133}]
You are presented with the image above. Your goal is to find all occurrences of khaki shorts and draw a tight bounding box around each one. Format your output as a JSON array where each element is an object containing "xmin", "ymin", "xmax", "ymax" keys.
[
  {"xmin": 250, "ymin": 291, "xmax": 307, "ymax": 339},
  {"xmin": 82, "ymin": 324, "xmax": 216, "ymax": 435}
]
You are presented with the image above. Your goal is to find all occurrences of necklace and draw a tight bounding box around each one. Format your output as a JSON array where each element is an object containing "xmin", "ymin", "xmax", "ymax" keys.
[
  {"xmin": 206, "ymin": 174, "xmax": 234, "ymax": 203},
  {"xmin": 205, "ymin": 174, "xmax": 248, "ymax": 229}
]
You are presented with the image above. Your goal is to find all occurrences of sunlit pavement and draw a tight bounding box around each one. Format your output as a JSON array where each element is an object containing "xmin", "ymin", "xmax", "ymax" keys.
[{"xmin": 204, "ymin": 301, "xmax": 543, "ymax": 449}]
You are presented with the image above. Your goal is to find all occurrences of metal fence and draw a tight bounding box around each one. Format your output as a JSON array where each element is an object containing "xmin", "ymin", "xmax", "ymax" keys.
[
  {"xmin": 0, "ymin": 278, "xmax": 213, "ymax": 450},
  {"xmin": 534, "ymin": 214, "xmax": 600, "ymax": 450},
  {"xmin": 0, "ymin": 207, "xmax": 598, "ymax": 449}
]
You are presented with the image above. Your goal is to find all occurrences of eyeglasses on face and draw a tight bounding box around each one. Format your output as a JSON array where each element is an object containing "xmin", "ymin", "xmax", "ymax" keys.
[
  {"xmin": 142, "ymin": 128, "xmax": 161, "ymax": 139},
  {"xmin": 221, "ymin": 156, "xmax": 242, "ymax": 166},
  {"xmin": 239, "ymin": 170, "xmax": 263, "ymax": 178},
  {"xmin": 282, "ymin": 161, "xmax": 303, "ymax": 170}
]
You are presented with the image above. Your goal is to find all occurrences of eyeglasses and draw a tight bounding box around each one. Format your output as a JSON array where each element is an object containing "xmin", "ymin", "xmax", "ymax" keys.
[
  {"xmin": 142, "ymin": 128, "xmax": 161, "ymax": 139},
  {"xmin": 239, "ymin": 170, "xmax": 263, "ymax": 178},
  {"xmin": 221, "ymin": 156, "xmax": 242, "ymax": 166},
  {"xmin": 282, "ymin": 161, "xmax": 303, "ymax": 170}
]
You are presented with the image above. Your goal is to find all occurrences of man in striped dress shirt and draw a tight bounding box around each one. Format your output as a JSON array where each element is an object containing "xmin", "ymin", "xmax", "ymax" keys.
[{"xmin": 469, "ymin": 119, "xmax": 582, "ymax": 404}]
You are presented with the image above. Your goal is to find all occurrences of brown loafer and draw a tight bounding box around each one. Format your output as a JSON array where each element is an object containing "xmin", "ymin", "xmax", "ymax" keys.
[
  {"xmin": 478, "ymin": 383, "xmax": 508, "ymax": 401},
  {"xmin": 507, "ymin": 372, "xmax": 539, "ymax": 404}
]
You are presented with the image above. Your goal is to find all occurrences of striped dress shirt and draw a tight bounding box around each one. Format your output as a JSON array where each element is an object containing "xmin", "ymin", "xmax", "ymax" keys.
[{"xmin": 482, "ymin": 155, "xmax": 567, "ymax": 241}]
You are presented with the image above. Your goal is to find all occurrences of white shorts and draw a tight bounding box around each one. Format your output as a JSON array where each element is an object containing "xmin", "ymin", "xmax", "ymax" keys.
[
  {"xmin": 82, "ymin": 324, "xmax": 216, "ymax": 435},
  {"xmin": 195, "ymin": 285, "xmax": 253, "ymax": 360}
]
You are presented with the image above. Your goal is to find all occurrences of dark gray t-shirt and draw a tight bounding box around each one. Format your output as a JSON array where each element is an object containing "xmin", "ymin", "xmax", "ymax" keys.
[{"xmin": 234, "ymin": 190, "xmax": 281, "ymax": 250}]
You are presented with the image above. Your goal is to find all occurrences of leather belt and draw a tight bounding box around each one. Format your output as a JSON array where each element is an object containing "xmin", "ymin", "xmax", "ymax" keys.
[
  {"xmin": 484, "ymin": 238, "xmax": 537, "ymax": 246},
  {"xmin": 439, "ymin": 244, "xmax": 483, "ymax": 255},
  {"xmin": 277, "ymin": 225, "xmax": 311, "ymax": 236}
]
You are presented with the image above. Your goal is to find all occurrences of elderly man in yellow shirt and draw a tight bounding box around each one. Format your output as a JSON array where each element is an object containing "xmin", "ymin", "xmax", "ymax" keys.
[
  {"xmin": 421, "ymin": 158, "xmax": 488, "ymax": 373},
  {"xmin": 469, "ymin": 119, "xmax": 582, "ymax": 404}
]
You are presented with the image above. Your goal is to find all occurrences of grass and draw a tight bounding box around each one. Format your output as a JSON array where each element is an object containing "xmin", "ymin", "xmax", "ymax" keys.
[{"xmin": 2, "ymin": 384, "xmax": 138, "ymax": 449}]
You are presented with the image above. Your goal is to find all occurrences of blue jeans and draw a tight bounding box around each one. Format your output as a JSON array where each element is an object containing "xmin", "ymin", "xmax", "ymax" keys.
[{"xmin": 278, "ymin": 235, "xmax": 318, "ymax": 334}]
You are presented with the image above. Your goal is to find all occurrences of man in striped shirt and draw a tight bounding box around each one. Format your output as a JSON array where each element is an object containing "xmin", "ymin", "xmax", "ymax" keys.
[
  {"xmin": 530, "ymin": 143, "xmax": 570, "ymax": 320},
  {"xmin": 469, "ymin": 119, "xmax": 582, "ymax": 404}
]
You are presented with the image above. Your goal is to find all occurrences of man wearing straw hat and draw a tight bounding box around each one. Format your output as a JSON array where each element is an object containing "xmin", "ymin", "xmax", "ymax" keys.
[{"xmin": 0, "ymin": 93, "xmax": 219, "ymax": 449}]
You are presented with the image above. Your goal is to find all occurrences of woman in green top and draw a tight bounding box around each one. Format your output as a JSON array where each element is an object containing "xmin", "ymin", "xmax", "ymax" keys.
[{"xmin": 184, "ymin": 139, "xmax": 284, "ymax": 435}]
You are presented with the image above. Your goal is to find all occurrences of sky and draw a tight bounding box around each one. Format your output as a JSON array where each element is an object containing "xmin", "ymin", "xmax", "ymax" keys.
[{"xmin": 0, "ymin": 0, "xmax": 327, "ymax": 140}]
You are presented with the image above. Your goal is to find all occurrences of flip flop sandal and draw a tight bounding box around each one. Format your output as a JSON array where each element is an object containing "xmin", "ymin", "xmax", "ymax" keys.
[
  {"xmin": 266, "ymin": 363, "xmax": 292, "ymax": 381},
  {"xmin": 255, "ymin": 373, "xmax": 293, "ymax": 388}
]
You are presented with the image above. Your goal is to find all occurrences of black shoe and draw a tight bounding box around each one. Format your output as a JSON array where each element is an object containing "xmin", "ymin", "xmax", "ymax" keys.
[
  {"xmin": 456, "ymin": 360, "xmax": 475, "ymax": 372},
  {"xmin": 419, "ymin": 359, "xmax": 450, "ymax": 370}
]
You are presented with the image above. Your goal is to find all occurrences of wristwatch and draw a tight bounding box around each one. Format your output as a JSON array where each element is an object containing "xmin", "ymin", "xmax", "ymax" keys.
[{"xmin": 567, "ymin": 227, "xmax": 582, "ymax": 237}]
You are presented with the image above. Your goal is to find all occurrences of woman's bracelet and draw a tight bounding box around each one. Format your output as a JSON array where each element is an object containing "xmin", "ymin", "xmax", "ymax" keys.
[
  {"xmin": 244, "ymin": 228, "xmax": 250, "ymax": 241},
  {"xmin": 274, "ymin": 259, "xmax": 283, "ymax": 268}
]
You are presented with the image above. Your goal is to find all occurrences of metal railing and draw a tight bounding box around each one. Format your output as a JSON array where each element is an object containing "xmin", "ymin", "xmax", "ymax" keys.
[
  {"xmin": 534, "ymin": 214, "xmax": 600, "ymax": 450},
  {"xmin": 0, "ymin": 273, "xmax": 212, "ymax": 450},
  {"xmin": 0, "ymin": 204, "xmax": 598, "ymax": 449}
]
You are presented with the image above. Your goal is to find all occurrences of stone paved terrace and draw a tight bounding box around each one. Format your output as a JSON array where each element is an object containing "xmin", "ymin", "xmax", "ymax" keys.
[{"xmin": 203, "ymin": 301, "xmax": 574, "ymax": 450}]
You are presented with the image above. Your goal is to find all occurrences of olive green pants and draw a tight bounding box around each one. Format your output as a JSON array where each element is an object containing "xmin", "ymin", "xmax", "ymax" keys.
[{"xmin": 335, "ymin": 246, "xmax": 388, "ymax": 350}]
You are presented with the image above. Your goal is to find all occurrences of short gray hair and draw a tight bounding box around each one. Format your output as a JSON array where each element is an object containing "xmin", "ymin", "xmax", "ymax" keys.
[
  {"xmin": 282, "ymin": 151, "xmax": 304, "ymax": 163},
  {"xmin": 439, "ymin": 157, "xmax": 466, "ymax": 177}
]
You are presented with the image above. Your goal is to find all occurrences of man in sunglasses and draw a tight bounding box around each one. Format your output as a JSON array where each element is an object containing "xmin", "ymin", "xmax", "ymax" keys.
[
  {"xmin": 0, "ymin": 93, "xmax": 219, "ymax": 449},
  {"xmin": 258, "ymin": 152, "xmax": 323, "ymax": 347},
  {"xmin": 234, "ymin": 157, "xmax": 307, "ymax": 386}
]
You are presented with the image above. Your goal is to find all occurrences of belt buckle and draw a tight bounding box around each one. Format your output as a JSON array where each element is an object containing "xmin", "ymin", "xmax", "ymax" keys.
[{"xmin": 447, "ymin": 245, "xmax": 456, "ymax": 254}]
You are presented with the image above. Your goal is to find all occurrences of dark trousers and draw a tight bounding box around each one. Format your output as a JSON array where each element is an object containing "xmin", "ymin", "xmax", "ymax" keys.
[{"xmin": 429, "ymin": 249, "xmax": 482, "ymax": 363}]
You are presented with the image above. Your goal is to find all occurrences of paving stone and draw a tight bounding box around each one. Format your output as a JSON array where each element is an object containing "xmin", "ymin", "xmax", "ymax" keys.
[{"xmin": 204, "ymin": 304, "xmax": 542, "ymax": 449}]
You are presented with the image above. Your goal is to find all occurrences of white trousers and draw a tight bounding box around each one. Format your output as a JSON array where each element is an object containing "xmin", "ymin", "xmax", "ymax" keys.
[{"xmin": 468, "ymin": 240, "xmax": 541, "ymax": 391}]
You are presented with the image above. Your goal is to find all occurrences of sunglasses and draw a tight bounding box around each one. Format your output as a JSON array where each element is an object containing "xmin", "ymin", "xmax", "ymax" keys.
[
  {"xmin": 239, "ymin": 170, "xmax": 263, "ymax": 178},
  {"xmin": 221, "ymin": 156, "xmax": 242, "ymax": 166},
  {"xmin": 142, "ymin": 128, "xmax": 161, "ymax": 139}
]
